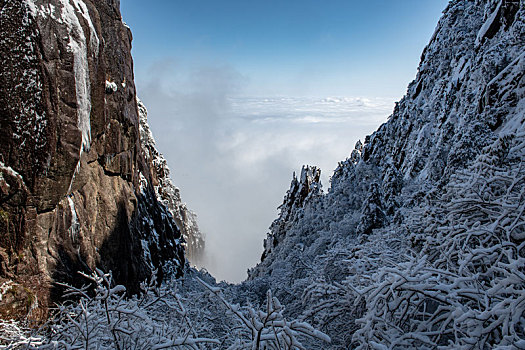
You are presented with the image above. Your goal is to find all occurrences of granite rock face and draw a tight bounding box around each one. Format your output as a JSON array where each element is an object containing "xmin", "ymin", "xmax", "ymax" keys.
[{"xmin": 0, "ymin": 0, "xmax": 185, "ymax": 322}]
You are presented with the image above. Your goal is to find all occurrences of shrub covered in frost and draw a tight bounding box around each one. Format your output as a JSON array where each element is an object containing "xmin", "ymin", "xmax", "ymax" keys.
[
  {"xmin": 3, "ymin": 268, "xmax": 329, "ymax": 350},
  {"xmin": 352, "ymin": 134, "xmax": 525, "ymax": 348}
]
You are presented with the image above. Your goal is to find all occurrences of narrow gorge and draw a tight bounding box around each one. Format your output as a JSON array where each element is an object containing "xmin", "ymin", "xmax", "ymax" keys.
[{"xmin": 0, "ymin": 0, "xmax": 524, "ymax": 348}]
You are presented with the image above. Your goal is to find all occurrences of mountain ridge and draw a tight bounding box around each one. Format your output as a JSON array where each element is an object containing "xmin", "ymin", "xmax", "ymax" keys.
[{"xmin": 245, "ymin": 0, "xmax": 525, "ymax": 347}]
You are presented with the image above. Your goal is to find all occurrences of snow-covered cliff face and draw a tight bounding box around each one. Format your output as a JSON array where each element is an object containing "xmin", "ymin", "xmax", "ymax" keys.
[
  {"xmin": 248, "ymin": 0, "xmax": 525, "ymax": 347},
  {"xmin": 0, "ymin": 0, "xmax": 187, "ymax": 321},
  {"xmin": 137, "ymin": 99, "xmax": 205, "ymax": 264}
]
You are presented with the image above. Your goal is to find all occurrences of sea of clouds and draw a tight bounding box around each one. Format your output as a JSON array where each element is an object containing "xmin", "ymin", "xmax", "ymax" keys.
[{"xmin": 138, "ymin": 63, "xmax": 394, "ymax": 282}]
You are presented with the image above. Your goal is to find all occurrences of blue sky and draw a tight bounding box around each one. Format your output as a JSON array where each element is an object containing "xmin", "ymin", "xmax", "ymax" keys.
[
  {"xmin": 120, "ymin": 1, "xmax": 450, "ymax": 282},
  {"xmin": 121, "ymin": 0, "xmax": 449, "ymax": 97}
]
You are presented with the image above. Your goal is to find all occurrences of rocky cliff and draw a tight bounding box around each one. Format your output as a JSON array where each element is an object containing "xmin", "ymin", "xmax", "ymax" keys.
[
  {"xmin": 0, "ymin": 0, "xmax": 191, "ymax": 322},
  {"xmin": 248, "ymin": 0, "xmax": 525, "ymax": 347},
  {"xmin": 137, "ymin": 99, "xmax": 205, "ymax": 264}
]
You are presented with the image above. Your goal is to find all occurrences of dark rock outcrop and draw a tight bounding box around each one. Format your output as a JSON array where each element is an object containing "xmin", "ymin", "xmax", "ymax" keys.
[
  {"xmin": 0, "ymin": 0, "xmax": 186, "ymax": 322},
  {"xmin": 138, "ymin": 99, "xmax": 205, "ymax": 264}
]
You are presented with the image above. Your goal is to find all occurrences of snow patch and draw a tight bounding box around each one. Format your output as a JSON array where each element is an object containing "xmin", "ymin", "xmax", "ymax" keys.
[
  {"xmin": 0, "ymin": 161, "xmax": 23, "ymax": 181},
  {"xmin": 67, "ymin": 156, "xmax": 81, "ymax": 194},
  {"xmin": 59, "ymin": 0, "xmax": 91, "ymax": 153},
  {"xmin": 138, "ymin": 171, "xmax": 148, "ymax": 194},
  {"xmin": 67, "ymin": 39, "xmax": 91, "ymax": 153},
  {"xmin": 27, "ymin": 2, "xmax": 57, "ymax": 20},
  {"xmin": 105, "ymin": 80, "xmax": 118, "ymax": 93},
  {"xmin": 475, "ymin": 0, "xmax": 502, "ymax": 46},
  {"xmin": 0, "ymin": 281, "xmax": 14, "ymax": 302},
  {"xmin": 41, "ymin": 3, "xmax": 57, "ymax": 19},
  {"xmin": 23, "ymin": 0, "xmax": 37, "ymax": 16},
  {"xmin": 449, "ymin": 57, "xmax": 471, "ymax": 89},
  {"xmin": 71, "ymin": 0, "xmax": 99, "ymax": 57}
]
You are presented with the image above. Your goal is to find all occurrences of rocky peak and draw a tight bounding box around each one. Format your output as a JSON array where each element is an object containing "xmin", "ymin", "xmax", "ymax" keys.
[
  {"xmin": 276, "ymin": 165, "xmax": 321, "ymax": 226},
  {"xmin": 257, "ymin": 165, "xmax": 321, "ymax": 265}
]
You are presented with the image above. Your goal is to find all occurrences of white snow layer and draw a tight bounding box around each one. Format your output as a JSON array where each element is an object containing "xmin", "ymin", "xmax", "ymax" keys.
[
  {"xmin": 449, "ymin": 56, "xmax": 471, "ymax": 89},
  {"xmin": 475, "ymin": 0, "xmax": 502, "ymax": 46},
  {"xmin": 71, "ymin": 0, "xmax": 99, "ymax": 57},
  {"xmin": 67, "ymin": 195, "xmax": 80, "ymax": 240},
  {"xmin": 0, "ymin": 161, "xmax": 24, "ymax": 181},
  {"xmin": 58, "ymin": 0, "xmax": 94, "ymax": 154},
  {"xmin": 105, "ymin": 80, "xmax": 118, "ymax": 93},
  {"xmin": 24, "ymin": 0, "xmax": 38, "ymax": 16}
]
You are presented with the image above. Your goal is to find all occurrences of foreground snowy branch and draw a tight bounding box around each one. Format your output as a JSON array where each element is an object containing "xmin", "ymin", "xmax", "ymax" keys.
[
  {"xmin": 0, "ymin": 319, "xmax": 44, "ymax": 348},
  {"xmin": 350, "ymin": 135, "xmax": 525, "ymax": 349},
  {"xmin": 197, "ymin": 277, "xmax": 330, "ymax": 350},
  {"xmin": 1, "ymin": 267, "xmax": 330, "ymax": 350},
  {"xmin": 23, "ymin": 269, "xmax": 220, "ymax": 350}
]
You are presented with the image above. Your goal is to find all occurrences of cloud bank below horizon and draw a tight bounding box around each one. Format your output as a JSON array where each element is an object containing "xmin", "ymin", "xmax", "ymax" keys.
[{"xmin": 137, "ymin": 63, "xmax": 394, "ymax": 282}]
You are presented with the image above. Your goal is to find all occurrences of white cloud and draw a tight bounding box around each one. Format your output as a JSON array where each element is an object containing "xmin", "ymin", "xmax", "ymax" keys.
[{"xmin": 137, "ymin": 61, "xmax": 394, "ymax": 282}]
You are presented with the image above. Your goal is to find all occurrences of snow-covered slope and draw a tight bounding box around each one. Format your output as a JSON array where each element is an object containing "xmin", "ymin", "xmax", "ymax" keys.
[
  {"xmin": 245, "ymin": 0, "xmax": 525, "ymax": 347},
  {"xmin": 138, "ymin": 99, "xmax": 205, "ymax": 263}
]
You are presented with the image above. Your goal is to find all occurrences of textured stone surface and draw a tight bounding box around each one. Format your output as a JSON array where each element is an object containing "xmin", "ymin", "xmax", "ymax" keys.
[{"xmin": 0, "ymin": 0, "xmax": 185, "ymax": 322}]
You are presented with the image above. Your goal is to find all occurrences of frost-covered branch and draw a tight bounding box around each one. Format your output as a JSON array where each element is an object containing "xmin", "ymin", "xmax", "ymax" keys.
[
  {"xmin": 17, "ymin": 269, "xmax": 221, "ymax": 349},
  {"xmin": 197, "ymin": 277, "xmax": 330, "ymax": 349}
]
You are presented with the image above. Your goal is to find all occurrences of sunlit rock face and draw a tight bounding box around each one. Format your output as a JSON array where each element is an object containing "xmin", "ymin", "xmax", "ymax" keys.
[
  {"xmin": 247, "ymin": 0, "xmax": 525, "ymax": 347},
  {"xmin": 0, "ymin": 0, "xmax": 186, "ymax": 321}
]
